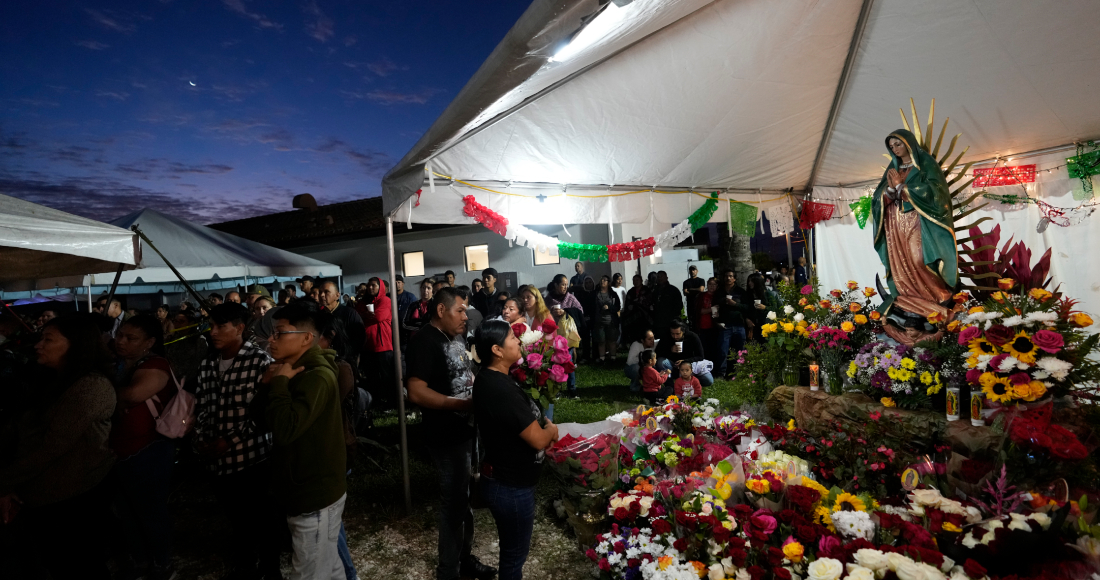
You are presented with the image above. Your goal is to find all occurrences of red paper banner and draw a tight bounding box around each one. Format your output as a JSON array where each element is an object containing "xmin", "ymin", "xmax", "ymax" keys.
[
  {"xmin": 973, "ymin": 165, "xmax": 1036, "ymax": 188},
  {"xmin": 799, "ymin": 200, "xmax": 835, "ymax": 229},
  {"xmin": 462, "ymin": 195, "xmax": 509, "ymax": 236},
  {"xmin": 607, "ymin": 238, "xmax": 656, "ymax": 262}
]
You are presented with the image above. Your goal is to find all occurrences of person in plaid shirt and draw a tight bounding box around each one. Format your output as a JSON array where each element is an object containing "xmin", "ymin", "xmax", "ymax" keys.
[{"xmin": 194, "ymin": 303, "xmax": 283, "ymax": 580}]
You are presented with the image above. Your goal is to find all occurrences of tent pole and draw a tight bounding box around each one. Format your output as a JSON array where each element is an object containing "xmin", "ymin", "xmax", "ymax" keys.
[
  {"xmin": 130, "ymin": 226, "xmax": 210, "ymax": 309},
  {"xmin": 386, "ymin": 215, "xmax": 412, "ymax": 514},
  {"xmin": 804, "ymin": 0, "xmax": 876, "ymax": 192},
  {"xmin": 86, "ymin": 279, "xmax": 92, "ymax": 312},
  {"xmin": 104, "ymin": 263, "xmax": 125, "ymax": 309},
  {"xmin": 786, "ymin": 233, "xmax": 793, "ymax": 269}
]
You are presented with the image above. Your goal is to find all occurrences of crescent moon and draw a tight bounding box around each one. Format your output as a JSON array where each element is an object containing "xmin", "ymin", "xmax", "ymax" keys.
[{"xmin": 189, "ymin": 81, "xmax": 196, "ymax": 86}]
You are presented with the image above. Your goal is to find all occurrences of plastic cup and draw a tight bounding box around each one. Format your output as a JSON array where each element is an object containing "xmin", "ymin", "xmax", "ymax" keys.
[{"xmin": 366, "ymin": 304, "xmax": 375, "ymax": 313}]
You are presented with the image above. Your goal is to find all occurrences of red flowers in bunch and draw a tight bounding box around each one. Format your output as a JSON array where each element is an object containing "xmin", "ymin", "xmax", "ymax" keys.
[
  {"xmin": 511, "ymin": 323, "xmax": 527, "ymax": 338},
  {"xmin": 785, "ymin": 485, "xmax": 822, "ymax": 512},
  {"xmin": 540, "ymin": 318, "xmax": 558, "ymax": 334},
  {"xmin": 1009, "ymin": 417, "xmax": 1089, "ymax": 460},
  {"xmin": 462, "ymin": 195, "xmax": 509, "ymax": 236}
]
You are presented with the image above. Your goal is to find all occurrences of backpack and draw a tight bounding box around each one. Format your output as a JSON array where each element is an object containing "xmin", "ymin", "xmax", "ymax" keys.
[{"xmin": 145, "ymin": 367, "xmax": 196, "ymax": 439}]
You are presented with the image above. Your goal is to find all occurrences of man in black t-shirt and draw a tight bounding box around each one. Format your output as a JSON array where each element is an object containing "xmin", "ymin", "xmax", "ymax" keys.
[
  {"xmin": 682, "ymin": 265, "xmax": 705, "ymax": 328},
  {"xmin": 471, "ymin": 267, "xmax": 506, "ymax": 320},
  {"xmin": 405, "ymin": 287, "xmax": 495, "ymax": 580}
]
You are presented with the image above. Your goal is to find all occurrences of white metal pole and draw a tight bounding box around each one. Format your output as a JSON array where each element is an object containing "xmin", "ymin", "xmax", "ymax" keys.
[{"xmin": 386, "ymin": 215, "xmax": 412, "ymax": 513}]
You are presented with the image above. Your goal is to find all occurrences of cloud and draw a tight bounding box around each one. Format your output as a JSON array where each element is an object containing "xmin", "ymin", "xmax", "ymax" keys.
[
  {"xmin": 114, "ymin": 159, "xmax": 234, "ymax": 178},
  {"xmin": 312, "ymin": 138, "xmax": 391, "ymax": 176},
  {"xmin": 367, "ymin": 58, "xmax": 401, "ymax": 77},
  {"xmin": 258, "ymin": 129, "xmax": 296, "ymax": 151},
  {"xmin": 303, "ymin": 1, "xmax": 334, "ymax": 43},
  {"xmin": 221, "ymin": 0, "xmax": 283, "ymax": 31},
  {"xmin": 364, "ymin": 89, "xmax": 438, "ymax": 105},
  {"xmin": 84, "ymin": 9, "xmax": 138, "ymax": 33},
  {"xmin": 75, "ymin": 40, "xmax": 110, "ymax": 50},
  {"xmin": 8, "ymin": 98, "xmax": 60, "ymax": 108},
  {"xmin": 343, "ymin": 36, "xmax": 357, "ymax": 47},
  {"xmin": 95, "ymin": 90, "xmax": 130, "ymax": 101}
]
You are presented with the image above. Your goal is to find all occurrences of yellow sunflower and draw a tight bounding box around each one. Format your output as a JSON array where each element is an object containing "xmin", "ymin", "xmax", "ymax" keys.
[
  {"xmin": 982, "ymin": 377, "xmax": 1015, "ymax": 404},
  {"xmin": 1004, "ymin": 331, "xmax": 1039, "ymax": 364},
  {"xmin": 834, "ymin": 492, "xmax": 867, "ymax": 512},
  {"xmin": 978, "ymin": 372, "xmax": 998, "ymax": 388},
  {"xmin": 968, "ymin": 338, "xmax": 999, "ymax": 357},
  {"xmin": 800, "ymin": 477, "xmax": 829, "ymax": 502},
  {"xmin": 814, "ymin": 505, "xmax": 836, "ymax": 532}
]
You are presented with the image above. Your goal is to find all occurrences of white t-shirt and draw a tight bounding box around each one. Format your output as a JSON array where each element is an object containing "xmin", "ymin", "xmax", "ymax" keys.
[
  {"xmin": 218, "ymin": 357, "xmax": 234, "ymax": 375},
  {"xmin": 612, "ymin": 286, "xmax": 627, "ymax": 309},
  {"xmin": 626, "ymin": 338, "xmax": 660, "ymax": 367}
]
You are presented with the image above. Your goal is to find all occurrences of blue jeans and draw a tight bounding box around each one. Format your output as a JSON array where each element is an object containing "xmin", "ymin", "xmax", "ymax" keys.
[
  {"xmin": 338, "ymin": 523, "xmax": 355, "ymax": 580},
  {"xmin": 480, "ymin": 477, "xmax": 536, "ymax": 580},
  {"xmin": 113, "ymin": 438, "xmax": 175, "ymax": 569},
  {"xmin": 624, "ymin": 364, "xmax": 640, "ymax": 392},
  {"xmin": 713, "ymin": 326, "xmax": 747, "ymax": 376},
  {"xmin": 428, "ymin": 439, "xmax": 475, "ymax": 580}
]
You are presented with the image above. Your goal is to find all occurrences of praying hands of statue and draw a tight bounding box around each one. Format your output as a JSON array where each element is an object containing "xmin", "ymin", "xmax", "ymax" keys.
[{"xmin": 885, "ymin": 168, "xmax": 907, "ymax": 205}]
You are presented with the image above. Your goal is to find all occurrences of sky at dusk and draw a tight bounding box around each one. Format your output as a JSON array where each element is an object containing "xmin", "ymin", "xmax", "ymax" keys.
[{"xmin": 0, "ymin": 1, "xmax": 529, "ymax": 224}]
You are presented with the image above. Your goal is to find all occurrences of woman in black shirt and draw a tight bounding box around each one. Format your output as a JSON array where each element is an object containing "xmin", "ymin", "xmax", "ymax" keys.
[{"xmin": 472, "ymin": 320, "xmax": 558, "ymax": 580}]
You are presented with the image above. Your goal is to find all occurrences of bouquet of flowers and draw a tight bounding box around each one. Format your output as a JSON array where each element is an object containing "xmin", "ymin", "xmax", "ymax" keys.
[
  {"xmin": 811, "ymin": 281, "xmax": 883, "ymax": 350},
  {"xmin": 508, "ymin": 318, "xmax": 575, "ymax": 411},
  {"xmin": 808, "ymin": 326, "xmax": 854, "ymax": 394},
  {"xmin": 546, "ymin": 423, "xmax": 623, "ymax": 515},
  {"xmin": 846, "ymin": 341, "xmax": 946, "ymax": 409},
  {"xmin": 957, "ymin": 281, "xmax": 1098, "ymax": 405},
  {"xmin": 586, "ymin": 523, "xmax": 673, "ymax": 579}
]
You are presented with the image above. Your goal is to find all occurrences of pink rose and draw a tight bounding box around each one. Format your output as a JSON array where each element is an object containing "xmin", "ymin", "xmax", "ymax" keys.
[
  {"xmin": 552, "ymin": 334, "xmax": 569, "ymax": 351},
  {"xmin": 1008, "ymin": 372, "xmax": 1032, "ymax": 385},
  {"xmin": 801, "ymin": 285, "xmax": 813, "ymax": 295},
  {"xmin": 551, "ymin": 349, "xmax": 572, "ymax": 364},
  {"xmin": 526, "ymin": 353, "xmax": 543, "ymax": 369},
  {"xmin": 988, "ymin": 353, "xmax": 1011, "ymax": 373},
  {"xmin": 1031, "ymin": 329, "xmax": 1064, "ymax": 353},
  {"xmin": 966, "ymin": 368, "xmax": 982, "ymax": 384},
  {"xmin": 750, "ymin": 510, "xmax": 777, "ymax": 535},
  {"xmin": 549, "ymin": 364, "xmax": 569, "ymax": 383},
  {"xmin": 958, "ymin": 325, "xmax": 981, "ymax": 345},
  {"xmin": 817, "ymin": 535, "xmax": 840, "ymax": 555}
]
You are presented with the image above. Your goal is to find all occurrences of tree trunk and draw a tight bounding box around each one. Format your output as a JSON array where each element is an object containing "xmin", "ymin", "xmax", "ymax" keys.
[{"xmin": 731, "ymin": 232, "xmax": 753, "ymax": 290}]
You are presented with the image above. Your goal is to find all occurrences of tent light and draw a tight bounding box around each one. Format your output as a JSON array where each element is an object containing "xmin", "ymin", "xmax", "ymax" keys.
[{"xmin": 549, "ymin": 1, "xmax": 626, "ymax": 63}]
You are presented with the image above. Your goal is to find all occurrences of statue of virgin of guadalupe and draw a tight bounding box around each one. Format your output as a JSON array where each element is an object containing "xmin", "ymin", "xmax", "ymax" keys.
[{"xmin": 872, "ymin": 128, "xmax": 958, "ymax": 345}]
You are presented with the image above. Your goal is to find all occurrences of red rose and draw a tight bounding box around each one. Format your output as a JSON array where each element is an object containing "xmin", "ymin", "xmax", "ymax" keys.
[
  {"xmin": 747, "ymin": 565, "xmax": 767, "ymax": 580},
  {"xmin": 585, "ymin": 549, "xmax": 597, "ymax": 561},
  {"xmin": 773, "ymin": 569, "xmax": 792, "ymax": 580},
  {"xmin": 675, "ymin": 511, "xmax": 698, "ymax": 531},
  {"xmin": 958, "ymin": 325, "xmax": 982, "ymax": 345},
  {"xmin": 712, "ymin": 525, "xmax": 731, "ymax": 543},
  {"xmin": 540, "ymin": 318, "xmax": 558, "ymax": 334},
  {"xmin": 672, "ymin": 537, "xmax": 688, "ymax": 552},
  {"xmin": 726, "ymin": 547, "xmax": 747, "ymax": 568},
  {"xmin": 613, "ymin": 507, "xmax": 630, "ymax": 521},
  {"xmin": 766, "ymin": 547, "xmax": 784, "ymax": 566},
  {"xmin": 512, "ymin": 368, "xmax": 527, "ymax": 382},
  {"xmin": 963, "ymin": 559, "xmax": 987, "ymax": 579},
  {"xmin": 536, "ymin": 371, "xmax": 549, "ymax": 386},
  {"xmin": 1008, "ymin": 372, "xmax": 1032, "ymax": 385},
  {"xmin": 1031, "ymin": 329, "xmax": 1064, "ymax": 353},
  {"xmin": 796, "ymin": 524, "xmax": 818, "ymax": 543},
  {"xmin": 598, "ymin": 557, "xmax": 610, "ymax": 571},
  {"xmin": 965, "ymin": 368, "xmax": 982, "ymax": 384},
  {"xmin": 652, "ymin": 518, "xmax": 672, "ymax": 535},
  {"xmin": 511, "ymin": 323, "xmax": 527, "ymax": 338},
  {"xmin": 985, "ymin": 324, "xmax": 1015, "ymax": 346},
  {"xmin": 613, "ymin": 541, "xmax": 626, "ymax": 554}
]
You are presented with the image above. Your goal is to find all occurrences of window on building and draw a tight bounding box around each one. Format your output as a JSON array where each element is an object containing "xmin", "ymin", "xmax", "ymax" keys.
[
  {"xmin": 533, "ymin": 235, "xmax": 560, "ymax": 266},
  {"xmin": 403, "ymin": 251, "xmax": 425, "ymax": 277},
  {"xmin": 464, "ymin": 244, "xmax": 489, "ymax": 272}
]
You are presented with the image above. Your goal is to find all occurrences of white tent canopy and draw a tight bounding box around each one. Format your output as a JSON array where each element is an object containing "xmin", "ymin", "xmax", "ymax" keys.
[
  {"xmin": 382, "ymin": 0, "xmax": 1100, "ymax": 228},
  {"xmin": 0, "ymin": 193, "xmax": 139, "ymax": 284},
  {"xmin": 86, "ymin": 208, "xmax": 341, "ymax": 286}
]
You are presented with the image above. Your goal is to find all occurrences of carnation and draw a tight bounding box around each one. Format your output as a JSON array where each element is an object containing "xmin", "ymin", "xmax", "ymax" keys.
[{"xmin": 832, "ymin": 510, "xmax": 875, "ymax": 541}]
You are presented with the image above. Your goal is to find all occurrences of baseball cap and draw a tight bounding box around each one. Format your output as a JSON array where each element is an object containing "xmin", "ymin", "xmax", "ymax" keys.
[{"xmin": 247, "ymin": 284, "xmax": 273, "ymax": 299}]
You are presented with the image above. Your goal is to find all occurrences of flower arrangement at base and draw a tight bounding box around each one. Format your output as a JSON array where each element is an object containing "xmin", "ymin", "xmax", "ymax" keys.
[
  {"xmin": 586, "ymin": 523, "xmax": 673, "ymax": 579},
  {"xmin": 808, "ymin": 326, "xmax": 855, "ymax": 395},
  {"xmin": 957, "ymin": 281, "xmax": 1100, "ymax": 406},
  {"xmin": 546, "ymin": 430, "xmax": 621, "ymax": 516},
  {"xmin": 509, "ymin": 318, "xmax": 574, "ymax": 411},
  {"xmin": 846, "ymin": 341, "xmax": 946, "ymax": 409}
]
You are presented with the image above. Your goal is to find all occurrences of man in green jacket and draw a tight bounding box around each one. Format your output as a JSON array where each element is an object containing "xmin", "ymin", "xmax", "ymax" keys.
[{"xmin": 252, "ymin": 304, "xmax": 347, "ymax": 580}]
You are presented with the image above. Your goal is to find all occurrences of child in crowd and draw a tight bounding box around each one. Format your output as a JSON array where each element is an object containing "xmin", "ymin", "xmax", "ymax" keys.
[
  {"xmin": 674, "ymin": 360, "xmax": 702, "ymax": 400},
  {"xmin": 639, "ymin": 349, "xmax": 669, "ymax": 406}
]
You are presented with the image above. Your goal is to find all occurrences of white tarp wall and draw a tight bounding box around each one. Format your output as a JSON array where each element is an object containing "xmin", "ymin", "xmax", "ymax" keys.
[{"xmin": 816, "ymin": 149, "xmax": 1100, "ymax": 317}]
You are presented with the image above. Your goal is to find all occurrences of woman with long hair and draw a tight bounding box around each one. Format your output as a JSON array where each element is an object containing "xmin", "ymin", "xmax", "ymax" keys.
[
  {"xmin": 0, "ymin": 314, "xmax": 116, "ymax": 579},
  {"xmin": 499, "ymin": 297, "xmax": 529, "ymax": 330},
  {"xmin": 472, "ymin": 320, "xmax": 558, "ymax": 580},
  {"xmin": 111, "ymin": 314, "xmax": 179, "ymax": 580},
  {"xmin": 518, "ymin": 284, "xmax": 551, "ymax": 329},
  {"xmin": 593, "ymin": 275, "xmax": 621, "ymax": 362}
]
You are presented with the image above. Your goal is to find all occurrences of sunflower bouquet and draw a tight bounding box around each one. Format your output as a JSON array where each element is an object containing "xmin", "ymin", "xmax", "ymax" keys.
[
  {"xmin": 845, "ymin": 341, "xmax": 946, "ymax": 409},
  {"xmin": 957, "ymin": 280, "xmax": 1098, "ymax": 405}
]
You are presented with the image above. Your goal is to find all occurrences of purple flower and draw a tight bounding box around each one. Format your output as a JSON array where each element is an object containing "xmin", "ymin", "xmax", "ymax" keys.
[{"xmin": 870, "ymin": 370, "xmax": 890, "ymax": 390}]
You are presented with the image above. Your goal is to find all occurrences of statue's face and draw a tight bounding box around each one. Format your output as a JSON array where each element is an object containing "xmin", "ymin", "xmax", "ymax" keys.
[{"xmin": 888, "ymin": 137, "xmax": 908, "ymax": 159}]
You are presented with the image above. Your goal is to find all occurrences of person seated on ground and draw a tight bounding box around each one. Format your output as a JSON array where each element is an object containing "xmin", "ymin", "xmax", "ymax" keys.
[
  {"xmin": 638, "ymin": 349, "xmax": 669, "ymax": 406},
  {"xmin": 624, "ymin": 329, "xmax": 658, "ymax": 392},
  {"xmin": 401, "ymin": 279, "xmax": 434, "ymax": 342},
  {"xmin": 251, "ymin": 304, "xmax": 348, "ymax": 580},
  {"xmin": 472, "ymin": 320, "xmax": 559, "ymax": 580},
  {"xmin": 0, "ymin": 314, "xmax": 116, "ymax": 580},
  {"xmin": 674, "ymin": 360, "xmax": 702, "ymax": 400},
  {"xmin": 655, "ymin": 320, "xmax": 714, "ymax": 388},
  {"xmin": 518, "ymin": 284, "xmax": 551, "ymax": 329}
]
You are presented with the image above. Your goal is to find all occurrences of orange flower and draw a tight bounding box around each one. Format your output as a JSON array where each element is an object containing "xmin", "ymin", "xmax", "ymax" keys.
[
  {"xmin": 991, "ymin": 291, "xmax": 1007, "ymax": 304},
  {"xmin": 854, "ymin": 314, "xmax": 868, "ymax": 325},
  {"xmin": 953, "ymin": 291, "xmax": 971, "ymax": 304},
  {"xmin": 690, "ymin": 561, "xmax": 707, "ymax": 577},
  {"xmin": 870, "ymin": 311, "xmax": 882, "ymax": 321},
  {"xmin": 819, "ymin": 300, "xmax": 833, "ymax": 309},
  {"xmin": 804, "ymin": 305, "xmax": 817, "ymax": 312},
  {"xmin": 968, "ymin": 306, "xmax": 986, "ymax": 315},
  {"xmin": 840, "ymin": 321, "xmax": 855, "ymax": 332},
  {"xmin": 798, "ymin": 298, "xmax": 808, "ymax": 306},
  {"xmin": 863, "ymin": 287, "xmax": 877, "ymax": 298},
  {"xmin": 881, "ymin": 397, "xmax": 896, "ymax": 408},
  {"xmin": 927, "ymin": 311, "xmax": 945, "ymax": 324},
  {"xmin": 830, "ymin": 290, "xmax": 843, "ymax": 299},
  {"xmin": 849, "ymin": 302, "xmax": 861, "ymax": 313},
  {"xmin": 1029, "ymin": 288, "xmax": 1053, "ymax": 301},
  {"xmin": 998, "ymin": 278, "xmax": 1017, "ymax": 291},
  {"xmin": 946, "ymin": 320, "xmax": 960, "ymax": 332},
  {"xmin": 847, "ymin": 281, "xmax": 859, "ymax": 290},
  {"xmin": 1071, "ymin": 312, "xmax": 1094, "ymax": 327}
]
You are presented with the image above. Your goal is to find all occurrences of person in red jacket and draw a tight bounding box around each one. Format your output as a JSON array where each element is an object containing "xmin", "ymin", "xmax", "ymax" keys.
[{"xmin": 357, "ymin": 277, "xmax": 395, "ymax": 407}]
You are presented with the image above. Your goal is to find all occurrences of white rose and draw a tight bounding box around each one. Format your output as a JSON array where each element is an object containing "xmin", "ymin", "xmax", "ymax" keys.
[
  {"xmin": 909, "ymin": 489, "xmax": 944, "ymax": 508},
  {"xmin": 1029, "ymin": 512, "xmax": 1052, "ymax": 530},
  {"xmin": 895, "ymin": 561, "xmax": 932, "ymax": 580},
  {"xmin": 736, "ymin": 569, "xmax": 752, "ymax": 580},
  {"xmin": 767, "ymin": 311, "xmax": 777, "ymax": 320},
  {"xmin": 886, "ymin": 552, "xmax": 911, "ymax": 572},
  {"xmin": 721, "ymin": 557, "xmax": 737, "ymax": 575},
  {"xmin": 709, "ymin": 563, "xmax": 726, "ymax": 580},
  {"xmin": 783, "ymin": 305, "xmax": 795, "ymax": 315},
  {"xmin": 639, "ymin": 497, "xmax": 653, "ymax": 516},
  {"xmin": 807, "ymin": 558, "xmax": 844, "ymax": 580},
  {"xmin": 939, "ymin": 556, "xmax": 955, "ymax": 573},
  {"xmin": 949, "ymin": 568, "xmax": 970, "ymax": 580},
  {"xmin": 961, "ymin": 532, "xmax": 981, "ymax": 549},
  {"xmin": 853, "ymin": 549, "xmax": 890, "ymax": 571},
  {"xmin": 793, "ymin": 313, "xmax": 805, "ymax": 322},
  {"xmin": 964, "ymin": 506, "xmax": 983, "ymax": 524},
  {"xmin": 845, "ymin": 565, "xmax": 876, "ymax": 580}
]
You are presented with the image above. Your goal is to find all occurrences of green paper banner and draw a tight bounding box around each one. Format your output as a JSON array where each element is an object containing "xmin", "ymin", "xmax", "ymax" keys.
[
  {"xmin": 729, "ymin": 201, "xmax": 758, "ymax": 237},
  {"xmin": 557, "ymin": 241, "xmax": 609, "ymax": 263},
  {"xmin": 849, "ymin": 196, "xmax": 873, "ymax": 229},
  {"xmin": 687, "ymin": 192, "xmax": 720, "ymax": 232},
  {"xmin": 1067, "ymin": 141, "xmax": 1099, "ymax": 200}
]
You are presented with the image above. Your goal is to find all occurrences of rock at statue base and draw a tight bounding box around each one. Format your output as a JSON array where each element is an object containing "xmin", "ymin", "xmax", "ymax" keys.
[{"xmin": 765, "ymin": 386, "xmax": 798, "ymax": 423}]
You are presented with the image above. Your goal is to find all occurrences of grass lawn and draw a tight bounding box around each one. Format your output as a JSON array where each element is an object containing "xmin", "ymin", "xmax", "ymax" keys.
[{"xmin": 169, "ymin": 357, "xmax": 757, "ymax": 579}]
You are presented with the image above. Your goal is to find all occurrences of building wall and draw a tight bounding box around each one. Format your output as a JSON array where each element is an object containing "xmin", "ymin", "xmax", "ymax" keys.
[{"xmin": 286, "ymin": 223, "xmax": 619, "ymax": 294}]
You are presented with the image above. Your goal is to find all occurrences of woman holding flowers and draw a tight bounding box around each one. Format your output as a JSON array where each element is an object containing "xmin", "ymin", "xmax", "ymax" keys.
[{"xmin": 472, "ymin": 320, "xmax": 559, "ymax": 580}]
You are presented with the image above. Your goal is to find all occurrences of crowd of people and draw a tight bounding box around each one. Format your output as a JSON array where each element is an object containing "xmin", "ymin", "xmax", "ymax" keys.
[{"xmin": 0, "ymin": 258, "xmax": 795, "ymax": 580}]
